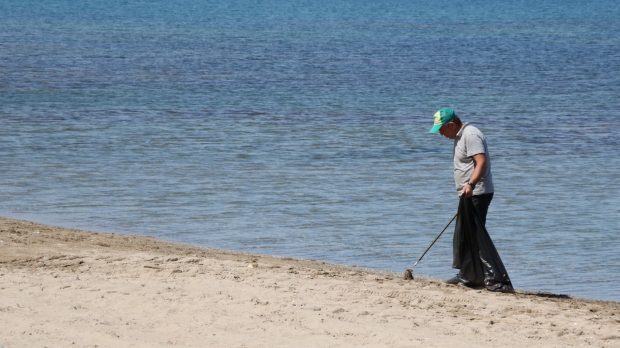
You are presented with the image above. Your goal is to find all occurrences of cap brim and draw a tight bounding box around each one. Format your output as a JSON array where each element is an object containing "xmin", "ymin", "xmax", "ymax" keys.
[{"xmin": 429, "ymin": 124, "xmax": 442, "ymax": 133}]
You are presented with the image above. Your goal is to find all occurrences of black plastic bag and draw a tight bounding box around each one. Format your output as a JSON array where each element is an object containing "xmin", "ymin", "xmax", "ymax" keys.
[{"xmin": 453, "ymin": 196, "xmax": 514, "ymax": 292}]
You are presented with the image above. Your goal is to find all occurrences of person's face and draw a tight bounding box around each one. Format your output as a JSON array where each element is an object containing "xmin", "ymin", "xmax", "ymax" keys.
[{"xmin": 439, "ymin": 121, "xmax": 459, "ymax": 139}]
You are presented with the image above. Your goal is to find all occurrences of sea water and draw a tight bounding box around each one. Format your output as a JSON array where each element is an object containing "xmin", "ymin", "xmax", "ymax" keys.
[{"xmin": 1, "ymin": 0, "xmax": 619, "ymax": 301}]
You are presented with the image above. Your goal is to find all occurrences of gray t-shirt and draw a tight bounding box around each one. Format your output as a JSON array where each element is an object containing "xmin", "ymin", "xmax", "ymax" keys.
[{"xmin": 453, "ymin": 123, "xmax": 494, "ymax": 195}]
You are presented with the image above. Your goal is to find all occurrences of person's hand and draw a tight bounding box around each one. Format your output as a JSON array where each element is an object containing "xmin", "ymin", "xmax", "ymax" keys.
[{"xmin": 462, "ymin": 183, "xmax": 474, "ymax": 198}]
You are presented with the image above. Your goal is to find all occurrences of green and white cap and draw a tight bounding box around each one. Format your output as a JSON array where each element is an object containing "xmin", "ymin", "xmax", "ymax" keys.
[{"xmin": 429, "ymin": 107, "xmax": 456, "ymax": 134}]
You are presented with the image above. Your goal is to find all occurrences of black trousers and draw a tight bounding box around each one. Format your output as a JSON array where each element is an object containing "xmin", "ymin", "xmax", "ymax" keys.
[
  {"xmin": 453, "ymin": 193, "xmax": 493, "ymax": 276},
  {"xmin": 452, "ymin": 193, "xmax": 513, "ymax": 291},
  {"xmin": 471, "ymin": 193, "xmax": 493, "ymax": 226}
]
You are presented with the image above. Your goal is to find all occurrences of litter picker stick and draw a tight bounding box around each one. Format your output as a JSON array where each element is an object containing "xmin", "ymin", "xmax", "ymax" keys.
[{"xmin": 404, "ymin": 212, "xmax": 458, "ymax": 280}]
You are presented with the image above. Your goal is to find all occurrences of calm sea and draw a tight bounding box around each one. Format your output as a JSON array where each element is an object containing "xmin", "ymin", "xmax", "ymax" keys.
[{"xmin": 1, "ymin": 0, "xmax": 619, "ymax": 301}]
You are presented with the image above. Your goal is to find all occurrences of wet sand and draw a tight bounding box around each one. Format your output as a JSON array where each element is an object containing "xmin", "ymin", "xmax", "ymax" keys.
[{"xmin": 1, "ymin": 217, "xmax": 618, "ymax": 347}]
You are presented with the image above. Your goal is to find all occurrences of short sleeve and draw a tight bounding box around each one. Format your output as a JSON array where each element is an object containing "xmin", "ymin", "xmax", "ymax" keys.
[{"xmin": 464, "ymin": 128, "xmax": 486, "ymax": 157}]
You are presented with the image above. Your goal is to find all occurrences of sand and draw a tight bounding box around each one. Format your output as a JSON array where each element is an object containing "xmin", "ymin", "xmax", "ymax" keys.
[{"xmin": 0, "ymin": 217, "xmax": 618, "ymax": 348}]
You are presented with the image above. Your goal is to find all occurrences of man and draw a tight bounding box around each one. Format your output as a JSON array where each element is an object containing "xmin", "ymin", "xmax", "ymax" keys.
[
  {"xmin": 429, "ymin": 107, "xmax": 494, "ymax": 226},
  {"xmin": 430, "ymin": 107, "xmax": 512, "ymax": 291}
]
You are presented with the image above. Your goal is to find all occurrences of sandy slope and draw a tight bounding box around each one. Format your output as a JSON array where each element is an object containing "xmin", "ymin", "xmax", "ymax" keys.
[{"xmin": 0, "ymin": 217, "xmax": 618, "ymax": 347}]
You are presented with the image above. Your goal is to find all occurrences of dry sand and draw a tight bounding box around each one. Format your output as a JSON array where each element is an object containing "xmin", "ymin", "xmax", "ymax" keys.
[{"xmin": 0, "ymin": 217, "xmax": 618, "ymax": 347}]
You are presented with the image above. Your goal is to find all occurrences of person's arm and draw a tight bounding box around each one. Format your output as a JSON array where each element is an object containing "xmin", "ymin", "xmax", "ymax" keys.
[{"xmin": 462, "ymin": 153, "xmax": 487, "ymax": 198}]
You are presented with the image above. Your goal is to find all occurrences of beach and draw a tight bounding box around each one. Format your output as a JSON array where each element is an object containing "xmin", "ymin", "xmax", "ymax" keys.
[{"xmin": 0, "ymin": 217, "xmax": 618, "ymax": 347}]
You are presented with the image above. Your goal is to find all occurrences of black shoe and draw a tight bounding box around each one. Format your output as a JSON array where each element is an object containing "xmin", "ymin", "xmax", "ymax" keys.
[
  {"xmin": 486, "ymin": 282, "xmax": 515, "ymax": 293},
  {"xmin": 446, "ymin": 275, "xmax": 465, "ymax": 285},
  {"xmin": 446, "ymin": 275, "xmax": 484, "ymax": 289}
]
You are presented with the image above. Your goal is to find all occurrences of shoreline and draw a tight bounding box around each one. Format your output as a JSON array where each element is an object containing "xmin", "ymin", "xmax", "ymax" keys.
[{"xmin": 1, "ymin": 217, "xmax": 618, "ymax": 347}]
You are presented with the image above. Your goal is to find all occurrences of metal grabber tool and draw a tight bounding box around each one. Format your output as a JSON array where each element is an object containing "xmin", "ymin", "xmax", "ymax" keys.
[{"xmin": 404, "ymin": 212, "xmax": 458, "ymax": 280}]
